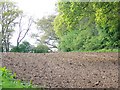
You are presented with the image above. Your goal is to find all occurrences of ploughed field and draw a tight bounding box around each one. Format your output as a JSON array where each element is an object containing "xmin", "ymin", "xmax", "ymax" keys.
[{"xmin": 1, "ymin": 52, "xmax": 119, "ymax": 88}]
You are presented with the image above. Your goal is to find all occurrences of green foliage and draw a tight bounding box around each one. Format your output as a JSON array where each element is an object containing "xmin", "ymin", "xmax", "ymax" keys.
[
  {"xmin": 72, "ymin": 49, "xmax": 119, "ymax": 53},
  {"xmin": 59, "ymin": 30, "xmax": 102, "ymax": 52},
  {"xmin": 0, "ymin": 1, "xmax": 22, "ymax": 52},
  {"xmin": 33, "ymin": 44, "xmax": 50, "ymax": 53},
  {"xmin": 95, "ymin": 49, "xmax": 119, "ymax": 52},
  {"xmin": 0, "ymin": 67, "xmax": 34, "ymax": 88},
  {"xmin": 36, "ymin": 15, "xmax": 56, "ymax": 39},
  {"xmin": 59, "ymin": 30, "xmax": 79, "ymax": 52},
  {"xmin": 11, "ymin": 41, "xmax": 50, "ymax": 53},
  {"xmin": 54, "ymin": 2, "xmax": 119, "ymax": 52},
  {"xmin": 35, "ymin": 15, "xmax": 58, "ymax": 48},
  {"xmin": 10, "ymin": 41, "xmax": 34, "ymax": 53}
]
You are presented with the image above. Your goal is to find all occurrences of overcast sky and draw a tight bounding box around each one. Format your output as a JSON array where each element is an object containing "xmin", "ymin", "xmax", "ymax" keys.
[
  {"xmin": 10, "ymin": 0, "xmax": 58, "ymax": 46},
  {"xmin": 12, "ymin": 0, "xmax": 58, "ymax": 18}
]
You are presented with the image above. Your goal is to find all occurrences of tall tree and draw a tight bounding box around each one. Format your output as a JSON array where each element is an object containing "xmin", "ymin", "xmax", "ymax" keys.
[
  {"xmin": 33, "ymin": 15, "xmax": 58, "ymax": 49},
  {"xmin": 16, "ymin": 13, "xmax": 33, "ymax": 49},
  {"xmin": 94, "ymin": 2, "xmax": 120, "ymax": 48},
  {"xmin": 0, "ymin": 1, "xmax": 21, "ymax": 52},
  {"xmin": 54, "ymin": 1, "xmax": 119, "ymax": 51}
]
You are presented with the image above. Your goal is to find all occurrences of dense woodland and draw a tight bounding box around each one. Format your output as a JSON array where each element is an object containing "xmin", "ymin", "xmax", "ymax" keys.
[
  {"xmin": 0, "ymin": 1, "xmax": 119, "ymax": 52},
  {"xmin": 54, "ymin": 2, "xmax": 119, "ymax": 52}
]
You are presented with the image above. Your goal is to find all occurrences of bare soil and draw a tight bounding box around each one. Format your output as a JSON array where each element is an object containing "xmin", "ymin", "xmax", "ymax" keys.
[{"xmin": 1, "ymin": 52, "xmax": 119, "ymax": 88}]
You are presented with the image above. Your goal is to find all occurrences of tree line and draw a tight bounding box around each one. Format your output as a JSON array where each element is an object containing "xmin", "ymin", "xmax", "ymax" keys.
[
  {"xmin": 0, "ymin": 1, "xmax": 119, "ymax": 53},
  {"xmin": 0, "ymin": 1, "xmax": 51, "ymax": 53}
]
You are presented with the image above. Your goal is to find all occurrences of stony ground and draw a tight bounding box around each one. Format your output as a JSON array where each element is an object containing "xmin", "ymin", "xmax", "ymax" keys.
[{"xmin": 1, "ymin": 52, "xmax": 119, "ymax": 88}]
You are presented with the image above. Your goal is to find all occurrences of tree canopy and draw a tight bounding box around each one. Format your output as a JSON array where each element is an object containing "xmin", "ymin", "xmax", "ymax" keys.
[
  {"xmin": 33, "ymin": 15, "xmax": 58, "ymax": 49},
  {"xmin": 54, "ymin": 2, "xmax": 119, "ymax": 52},
  {"xmin": 0, "ymin": 1, "xmax": 22, "ymax": 52}
]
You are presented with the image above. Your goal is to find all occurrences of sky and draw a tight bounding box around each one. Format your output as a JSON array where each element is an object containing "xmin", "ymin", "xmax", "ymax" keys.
[
  {"xmin": 10, "ymin": 0, "xmax": 58, "ymax": 46},
  {"xmin": 13, "ymin": 0, "xmax": 58, "ymax": 19}
]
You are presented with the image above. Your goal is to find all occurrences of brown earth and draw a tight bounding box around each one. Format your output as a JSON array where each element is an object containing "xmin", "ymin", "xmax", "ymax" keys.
[{"xmin": 1, "ymin": 52, "xmax": 119, "ymax": 88}]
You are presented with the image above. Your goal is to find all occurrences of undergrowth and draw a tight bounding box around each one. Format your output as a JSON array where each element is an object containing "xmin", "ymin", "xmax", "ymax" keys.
[
  {"xmin": 71, "ymin": 49, "xmax": 119, "ymax": 52},
  {"xmin": 0, "ymin": 67, "xmax": 35, "ymax": 88}
]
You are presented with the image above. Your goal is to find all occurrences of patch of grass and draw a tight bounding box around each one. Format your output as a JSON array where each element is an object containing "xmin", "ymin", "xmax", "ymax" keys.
[
  {"xmin": 71, "ymin": 49, "xmax": 119, "ymax": 52},
  {"xmin": 94, "ymin": 49, "xmax": 119, "ymax": 52},
  {"xmin": 0, "ymin": 67, "xmax": 34, "ymax": 88}
]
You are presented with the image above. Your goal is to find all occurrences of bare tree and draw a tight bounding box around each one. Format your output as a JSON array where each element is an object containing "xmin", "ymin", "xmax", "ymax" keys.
[{"xmin": 16, "ymin": 14, "xmax": 33, "ymax": 49}]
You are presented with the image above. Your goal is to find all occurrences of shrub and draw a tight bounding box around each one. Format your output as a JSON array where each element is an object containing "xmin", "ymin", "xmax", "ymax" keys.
[
  {"xmin": 10, "ymin": 41, "xmax": 34, "ymax": 53},
  {"xmin": 33, "ymin": 44, "xmax": 50, "ymax": 53},
  {"xmin": 0, "ymin": 67, "xmax": 34, "ymax": 88}
]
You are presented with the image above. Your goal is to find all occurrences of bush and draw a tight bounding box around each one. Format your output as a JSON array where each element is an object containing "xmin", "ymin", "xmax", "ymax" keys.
[
  {"xmin": 58, "ymin": 28, "xmax": 119, "ymax": 52},
  {"xmin": 10, "ymin": 41, "xmax": 34, "ymax": 53},
  {"xmin": 0, "ymin": 67, "xmax": 34, "ymax": 88},
  {"xmin": 33, "ymin": 44, "xmax": 50, "ymax": 53},
  {"xmin": 59, "ymin": 30, "xmax": 79, "ymax": 52}
]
